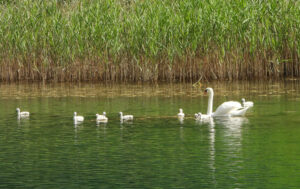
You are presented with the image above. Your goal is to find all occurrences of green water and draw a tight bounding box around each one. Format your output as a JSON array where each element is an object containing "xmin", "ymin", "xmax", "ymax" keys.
[{"xmin": 0, "ymin": 82, "xmax": 300, "ymax": 188}]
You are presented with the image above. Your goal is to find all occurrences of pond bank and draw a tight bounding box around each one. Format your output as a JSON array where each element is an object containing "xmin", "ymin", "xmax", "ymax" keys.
[{"xmin": 1, "ymin": 55, "xmax": 300, "ymax": 82}]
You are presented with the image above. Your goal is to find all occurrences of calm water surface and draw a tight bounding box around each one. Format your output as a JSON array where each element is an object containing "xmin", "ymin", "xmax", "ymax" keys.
[{"xmin": 0, "ymin": 82, "xmax": 300, "ymax": 188}]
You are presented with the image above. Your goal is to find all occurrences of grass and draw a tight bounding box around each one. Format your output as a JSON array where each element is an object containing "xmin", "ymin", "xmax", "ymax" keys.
[{"xmin": 0, "ymin": 0, "xmax": 299, "ymax": 82}]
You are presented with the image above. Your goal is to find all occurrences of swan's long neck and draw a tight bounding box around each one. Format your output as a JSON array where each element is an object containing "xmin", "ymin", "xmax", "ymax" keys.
[{"xmin": 207, "ymin": 91, "xmax": 213, "ymax": 115}]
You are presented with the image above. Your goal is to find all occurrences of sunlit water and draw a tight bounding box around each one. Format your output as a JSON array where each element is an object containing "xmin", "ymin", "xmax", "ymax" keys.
[{"xmin": 0, "ymin": 81, "xmax": 300, "ymax": 188}]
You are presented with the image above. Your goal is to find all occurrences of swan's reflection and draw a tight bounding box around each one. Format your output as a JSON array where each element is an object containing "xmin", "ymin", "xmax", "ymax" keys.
[
  {"xmin": 214, "ymin": 117, "xmax": 249, "ymax": 138},
  {"xmin": 214, "ymin": 117, "xmax": 249, "ymax": 127},
  {"xmin": 196, "ymin": 116, "xmax": 248, "ymax": 128},
  {"xmin": 207, "ymin": 118, "xmax": 216, "ymax": 187},
  {"xmin": 196, "ymin": 116, "xmax": 249, "ymax": 186}
]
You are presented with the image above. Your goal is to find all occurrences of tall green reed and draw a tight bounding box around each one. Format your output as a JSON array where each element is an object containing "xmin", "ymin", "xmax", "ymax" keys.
[{"xmin": 0, "ymin": 0, "xmax": 299, "ymax": 81}]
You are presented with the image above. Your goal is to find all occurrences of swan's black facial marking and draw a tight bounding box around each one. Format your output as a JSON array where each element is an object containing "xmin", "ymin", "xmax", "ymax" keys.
[{"xmin": 204, "ymin": 89, "xmax": 208, "ymax": 94}]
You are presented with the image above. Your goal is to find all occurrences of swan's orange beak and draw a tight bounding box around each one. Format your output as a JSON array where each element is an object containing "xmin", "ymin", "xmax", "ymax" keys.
[{"xmin": 204, "ymin": 89, "xmax": 208, "ymax": 95}]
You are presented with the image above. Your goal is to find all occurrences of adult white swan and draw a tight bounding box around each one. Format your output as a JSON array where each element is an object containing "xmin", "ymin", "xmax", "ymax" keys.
[{"xmin": 196, "ymin": 88, "xmax": 253, "ymax": 119}]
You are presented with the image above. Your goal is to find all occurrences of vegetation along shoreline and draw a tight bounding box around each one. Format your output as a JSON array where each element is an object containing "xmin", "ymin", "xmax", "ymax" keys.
[{"xmin": 0, "ymin": 0, "xmax": 299, "ymax": 82}]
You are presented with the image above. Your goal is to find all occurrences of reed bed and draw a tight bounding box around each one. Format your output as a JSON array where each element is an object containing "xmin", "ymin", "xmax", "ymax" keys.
[{"xmin": 0, "ymin": 0, "xmax": 299, "ymax": 82}]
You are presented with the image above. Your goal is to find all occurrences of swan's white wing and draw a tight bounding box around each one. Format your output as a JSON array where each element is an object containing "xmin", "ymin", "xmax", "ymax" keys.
[
  {"xmin": 231, "ymin": 101, "xmax": 254, "ymax": 116},
  {"xmin": 244, "ymin": 101, "xmax": 254, "ymax": 108},
  {"xmin": 230, "ymin": 106, "xmax": 250, "ymax": 116},
  {"xmin": 213, "ymin": 101, "xmax": 242, "ymax": 116}
]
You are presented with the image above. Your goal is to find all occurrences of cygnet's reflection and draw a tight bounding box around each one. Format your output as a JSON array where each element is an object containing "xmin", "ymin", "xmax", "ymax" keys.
[
  {"xmin": 178, "ymin": 117, "xmax": 184, "ymax": 125},
  {"xmin": 96, "ymin": 120, "xmax": 107, "ymax": 127},
  {"xmin": 17, "ymin": 116, "xmax": 30, "ymax": 126},
  {"xmin": 195, "ymin": 116, "xmax": 215, "ymax": 126},
  {"xmin": 120, "ymin": 119, "xmax": 133, "ymax": 125},
  {"xmin": 96, "ymin": 122, "xmax": 107, "ymax": 138},
  {"xmin": 74, "ymin": 123, "xmax": 82, "ymax": 145},
  {"xmin": 74, "ymin": 120, "xmax": 84, "ymax": 127}
]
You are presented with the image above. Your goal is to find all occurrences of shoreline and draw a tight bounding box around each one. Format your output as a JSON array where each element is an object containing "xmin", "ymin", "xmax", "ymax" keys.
[
  {"xmin": 0, "ymin": 77, "xmax": 300, "ymax": 84},
  {"xmin": 1, "ymin": 59, "xmax": 300, "ymax": 82}
]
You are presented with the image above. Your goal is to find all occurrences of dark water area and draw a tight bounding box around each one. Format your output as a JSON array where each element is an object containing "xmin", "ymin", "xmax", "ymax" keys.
[{"xmin": 0, "ymin": 81, "xmax": 300, "ymax": 188}]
